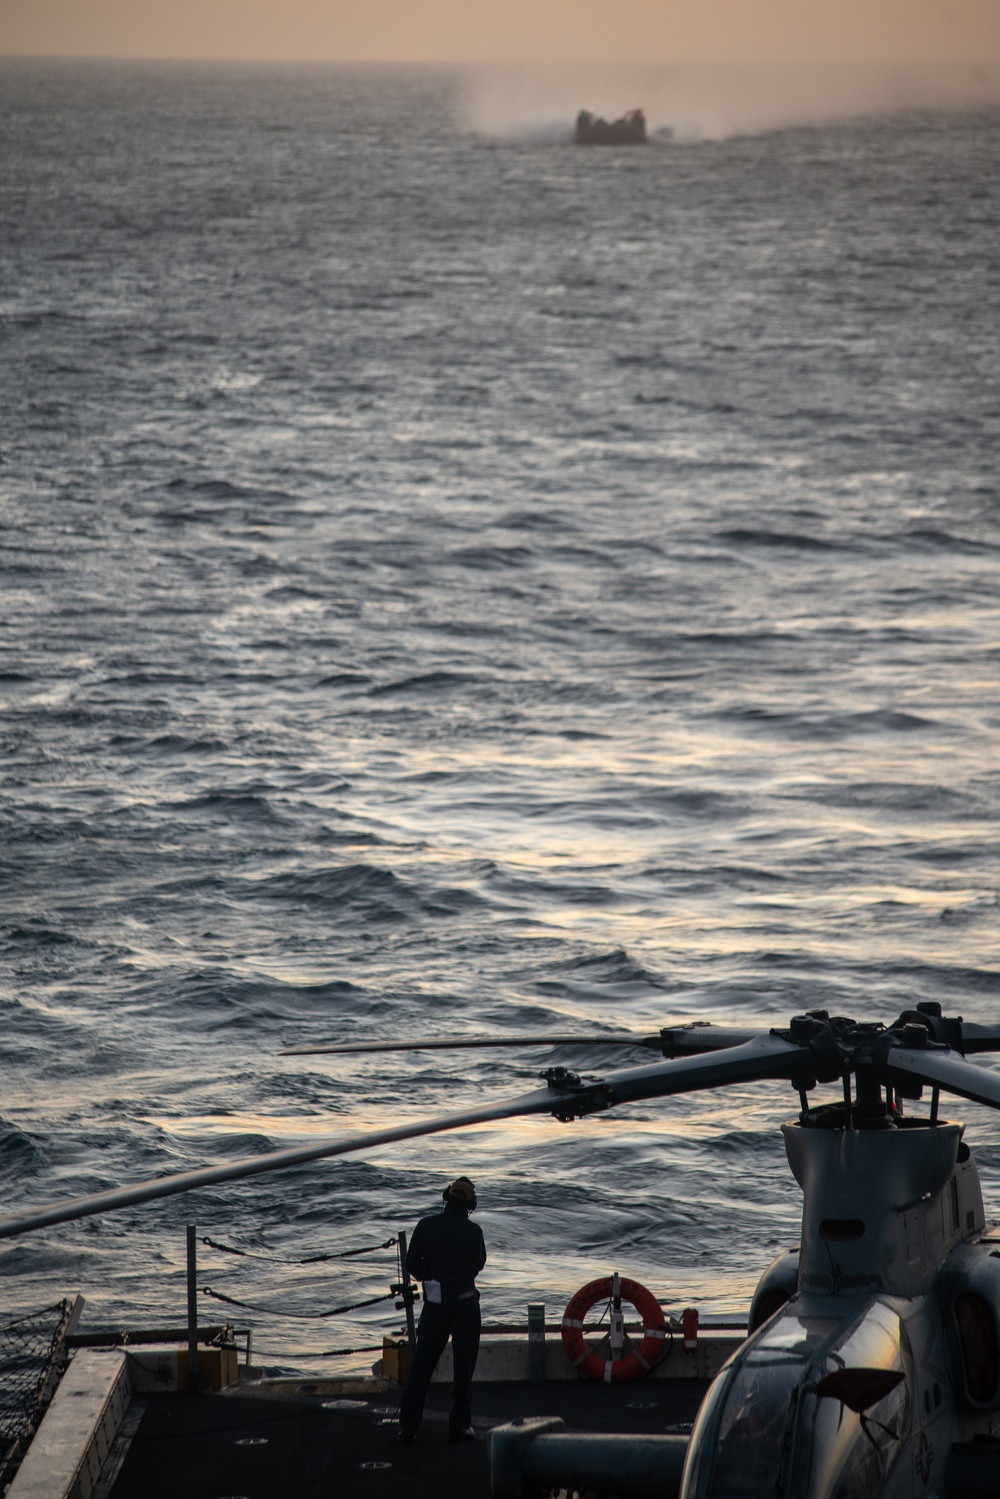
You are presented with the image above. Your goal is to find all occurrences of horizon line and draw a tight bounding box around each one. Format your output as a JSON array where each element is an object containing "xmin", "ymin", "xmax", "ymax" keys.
[{"xmin": 3, "ymin": 50, "xmax": 999, "ymax": 70}]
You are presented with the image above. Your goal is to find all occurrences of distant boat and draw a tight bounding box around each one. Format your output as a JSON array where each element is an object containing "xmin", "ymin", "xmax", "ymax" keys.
[{"xmin": 574, "ymin": 107, "xmax": 648, "ymax": 146}]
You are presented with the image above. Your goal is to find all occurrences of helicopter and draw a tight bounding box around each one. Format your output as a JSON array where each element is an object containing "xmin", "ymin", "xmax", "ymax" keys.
[
  {"xmin": 4, "ymin": 1002, "xmax": 1000, "ymax": 1498},
  {"xmin": 278, "ymin": 1002, "xmax": 1000, "ymax": 1499}
]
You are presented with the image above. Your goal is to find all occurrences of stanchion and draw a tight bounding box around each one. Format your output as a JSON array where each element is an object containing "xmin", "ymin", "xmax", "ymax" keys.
[
  {"xmin": 528, "ymin": 1303, "xmax": 546, "ymax": 1382},
  {"xmin": 186, "ymin": 1225, "xmax": 199, "ymax": 1392},
  {"xmin": 397, "ymin": 1229, "xmax": 417, "ymax": 1351}
]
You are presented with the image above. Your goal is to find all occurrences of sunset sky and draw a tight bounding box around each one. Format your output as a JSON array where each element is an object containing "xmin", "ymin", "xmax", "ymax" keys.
[{"xmin": 3, "ymin": 0, "xmax": 999, "ymax": 64}]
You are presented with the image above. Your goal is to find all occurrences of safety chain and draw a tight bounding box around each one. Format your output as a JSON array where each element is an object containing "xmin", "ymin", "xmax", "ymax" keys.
[
  {"xmin": 199, "ymin": 1234, "xmax": 397, "ymax": 1265},
  {"xmin": 318, "ymin": 1344, "xmax": 385, "ymax": 1357},
  {"xmin": 200, "ymin": 1286, "xmax": 396, "ymax": 1319},
  {"xmin": 267, "ymin": 1343, "xmax": 387, "ymax": 1359}
]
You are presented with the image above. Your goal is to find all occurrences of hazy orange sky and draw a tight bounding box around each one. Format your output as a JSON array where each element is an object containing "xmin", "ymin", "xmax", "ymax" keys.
[{"xmin": 3, "ymin": 0, "xmax": 999, "ymax": 64}]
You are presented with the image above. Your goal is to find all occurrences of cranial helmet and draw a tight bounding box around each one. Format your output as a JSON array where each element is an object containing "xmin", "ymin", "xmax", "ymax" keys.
[{"xmin": 443, "ymin": 1176, "xmax": 477, "ymax": 1210}]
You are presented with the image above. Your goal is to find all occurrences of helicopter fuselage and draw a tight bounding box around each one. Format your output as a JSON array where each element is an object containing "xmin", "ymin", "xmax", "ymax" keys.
[{"xmin": 680, "ymin": 1114, "xmax": 1000, "ymax": 1499}]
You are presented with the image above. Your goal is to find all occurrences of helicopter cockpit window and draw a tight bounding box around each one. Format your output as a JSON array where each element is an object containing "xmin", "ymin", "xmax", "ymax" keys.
[
  {"xmin": 706, "ymin": 1355, "xmax": 804, "ymax": 1495},
  {"xmin": 696, "ymin": 1303, "xmax": 912, "ymax": 1499},
  {"xmin": 788, "ymin": 1301, "xmax": 912, "ymax": 1499},
  {"xmin": 703, "ymin": 1312, "xmax": 842, "ymax": 1498},
  {"xmin": 759, "ymin": 1314, "xmax": 842, "ymax": 1354}
]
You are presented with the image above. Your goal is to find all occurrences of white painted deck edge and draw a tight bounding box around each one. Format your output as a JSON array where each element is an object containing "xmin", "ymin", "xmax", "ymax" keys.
[{"xmin": 7, "ymin": 1350, "xmax": 131, "ymax": 1499}]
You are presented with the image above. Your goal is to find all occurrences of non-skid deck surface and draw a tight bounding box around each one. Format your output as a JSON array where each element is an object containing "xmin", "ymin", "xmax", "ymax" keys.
[{"xmin": 109, "ymin": 1380, "xmax": 709, "ymax": 1499}]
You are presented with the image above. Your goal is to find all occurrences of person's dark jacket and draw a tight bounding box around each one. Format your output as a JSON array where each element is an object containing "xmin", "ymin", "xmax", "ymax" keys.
[{"xmin": 405, "ymin": 1202, "xmax": 486, "ymax": 1302}]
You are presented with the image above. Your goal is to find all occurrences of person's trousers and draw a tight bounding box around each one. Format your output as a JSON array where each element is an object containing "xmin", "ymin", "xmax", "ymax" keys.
[{"xmin": 399, "ymin": 1292, "xmax": 481, "ymax": 1436}]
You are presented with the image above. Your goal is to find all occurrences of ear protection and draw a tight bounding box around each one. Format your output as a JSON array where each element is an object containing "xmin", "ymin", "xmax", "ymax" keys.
[{"xmin": 443, "ymin": 1176, "xmax": 477, "ymax": 1210}]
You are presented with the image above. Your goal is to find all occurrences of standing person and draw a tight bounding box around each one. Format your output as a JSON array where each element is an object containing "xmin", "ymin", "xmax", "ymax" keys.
[{"xmin": 398, "ymin": 1176, "xmax": 486, "ymax": 1445}]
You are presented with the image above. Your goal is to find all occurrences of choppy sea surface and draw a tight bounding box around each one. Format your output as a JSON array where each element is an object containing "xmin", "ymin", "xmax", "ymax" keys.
[{"xmin": 2, "ymin": 60, "xmax": 1000, "ymax": 1373}]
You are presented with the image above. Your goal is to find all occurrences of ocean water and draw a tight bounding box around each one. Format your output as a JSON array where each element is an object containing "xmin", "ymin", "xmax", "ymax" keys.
[{"xmin": 2, "ymin": 59, "xmax": 1000, "ymax": 1372}]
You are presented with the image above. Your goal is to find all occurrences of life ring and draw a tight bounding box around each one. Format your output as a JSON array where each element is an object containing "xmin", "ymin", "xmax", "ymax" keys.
[{"xmin": 561, "ymin": 1276, "xmax": 666, "ymax": 1382}]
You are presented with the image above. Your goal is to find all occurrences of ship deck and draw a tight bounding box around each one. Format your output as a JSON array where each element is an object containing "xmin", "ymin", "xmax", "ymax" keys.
[{"xmin": 104, "ymin": 1376, "xmax": 710, "ymax": 1499}]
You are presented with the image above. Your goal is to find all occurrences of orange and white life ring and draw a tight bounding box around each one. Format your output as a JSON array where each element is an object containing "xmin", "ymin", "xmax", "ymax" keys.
[{"xmin": 561, "ymin": 1275, "xmax": 666, "ymax": 1383}]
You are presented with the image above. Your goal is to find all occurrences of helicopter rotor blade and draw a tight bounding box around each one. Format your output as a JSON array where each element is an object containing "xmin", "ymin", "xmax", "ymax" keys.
[
  {"xmin": 952, "ymin": 1022, "xmax": 1000, "ymax": 1056},
  {"xmin": 657, "ymin": 1024, "xmax": 769, "ymax": 1057},
  {"xmin": 0, "ymin": 1035, "xmax": 801, "ymax": 1243},
  {"xmin": 582, "ymin": 1033, "xmax": 804, "ymax": 1108},
  {"xmin": 280, "ymin": 1022, "xmax": 768, "ymax": 1059},
  {"xmin": 0, "ymin": 1086, "xmax": 561, "ymax": 1243},
  {"xmin": 279, "ymin": 1033, "xmax": 662, "ymax": 1057},
  {"xmin": 887, "ymin": 1047, "xmax": 1000, "ymax": 1111}
]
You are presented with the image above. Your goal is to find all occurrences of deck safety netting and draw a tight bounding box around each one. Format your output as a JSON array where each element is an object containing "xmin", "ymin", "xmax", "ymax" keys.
[{"xmin": 0, "ymin": 1300, "xmax": 74, "ymax": 1466}]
